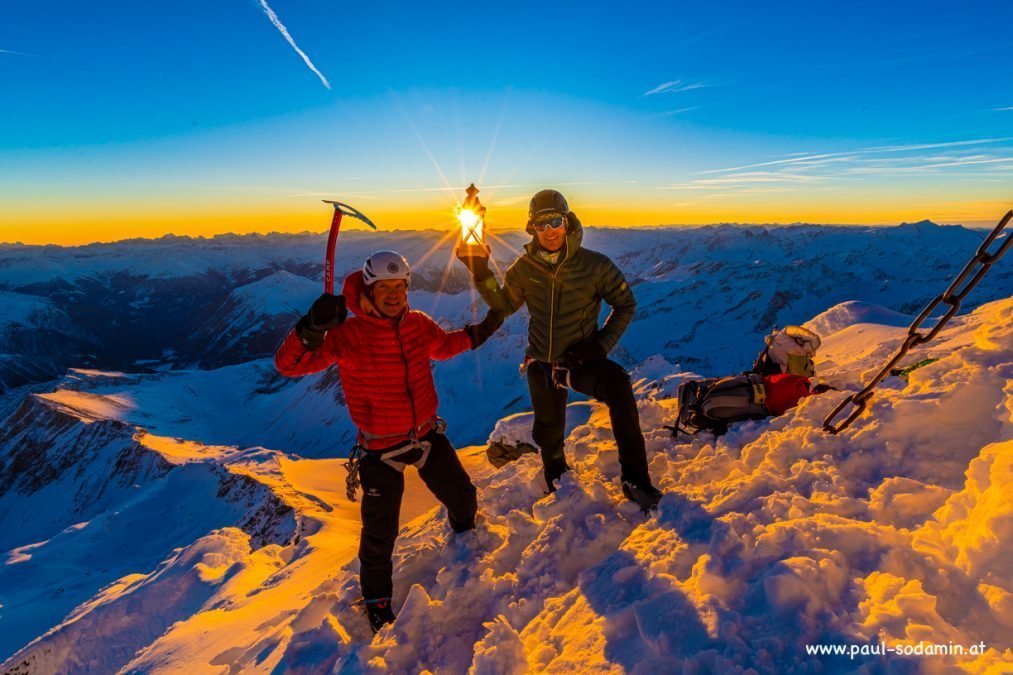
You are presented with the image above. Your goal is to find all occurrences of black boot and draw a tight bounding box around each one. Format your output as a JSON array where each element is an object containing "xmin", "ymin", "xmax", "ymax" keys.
[
  {"xmin": 543, "ymin": 460, "xmax": 571, "ymax": 493},
  {"xmin": 622, "ymin": 480, "xmax": 663, "ymax": 512},
  {"xmin": 365, "ymin": 597, "xmax": 395, "ymax": 633}
]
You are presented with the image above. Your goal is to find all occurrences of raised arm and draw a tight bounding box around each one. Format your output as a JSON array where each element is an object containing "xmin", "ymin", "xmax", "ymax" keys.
[
  {"xmin": 477, "ymin": 262, "xmax": 525, "ymax": 317},
  {"xmin": 274, "ymin": 293, "xmax": 347, "ymax": 376},
  {"xmin": 422, "ymin": 308, "xmax": 504, "ymax": 361},
  {"xmin": 421, "ymin": 313, "xmax": 474, "ymax": 361},
  {"xmin": 458, "ymin": 252, "xmax": 525, "ymax": 317},
  {"xmin": 274, "ymin": 328, "xmax": 342, "ymax": 376}
]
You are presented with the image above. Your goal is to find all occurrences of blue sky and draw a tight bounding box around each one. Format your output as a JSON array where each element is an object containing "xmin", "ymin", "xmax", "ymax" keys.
[{"xmin": 2, "ymin": 1, "xmax": 1012, "ymax": 243}]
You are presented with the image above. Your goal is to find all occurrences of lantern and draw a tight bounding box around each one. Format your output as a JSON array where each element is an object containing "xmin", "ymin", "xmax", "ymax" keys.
[{"xmin": 457, "ymin": 183, "xmax": 487, "ymax": 250}]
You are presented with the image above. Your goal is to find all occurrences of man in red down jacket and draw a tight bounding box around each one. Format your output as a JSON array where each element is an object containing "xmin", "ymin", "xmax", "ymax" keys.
[{"xmin": 274, "ymin": 250, "xmax": 500, "ymax": 633}]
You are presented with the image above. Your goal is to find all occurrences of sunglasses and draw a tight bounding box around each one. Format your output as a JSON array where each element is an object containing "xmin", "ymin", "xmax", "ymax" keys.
[{"xmin": 532, "ymin": 215, "xmax": 566, "ymax": 232}]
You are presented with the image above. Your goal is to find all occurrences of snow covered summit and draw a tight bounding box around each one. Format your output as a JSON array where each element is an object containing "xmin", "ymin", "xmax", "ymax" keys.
[{"xmin": 2, "ymin": 292, "xmax": 1011, "ymax": 673}]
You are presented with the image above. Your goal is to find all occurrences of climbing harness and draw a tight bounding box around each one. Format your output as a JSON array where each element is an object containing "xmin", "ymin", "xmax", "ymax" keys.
[
  {"xmin": 519, "ymin": 357, "xmax": 572, "ymax": 390},
  {"xmin": 357, "ymin": 416, "xmax": 440, "ymax": 451},
  {"xmin": 551, "ymin": 363, "xmax": 572, "ymax": 390},
  {"xmin": 376, "ymin": 438, "xmax": 433, "ymax": 472},
  {"xmin": 822, "ymin": 210, "xmax": 1013, "ymax": 434},
  {"xmin": 342, "ymin": 418, "xmax": 448, "ymax": 500}
]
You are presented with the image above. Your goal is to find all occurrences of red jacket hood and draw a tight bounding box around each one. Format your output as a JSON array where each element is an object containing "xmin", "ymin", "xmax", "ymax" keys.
[{"xmin": 342, "ymin": 270, "xmax": 409, "ymax": 320}]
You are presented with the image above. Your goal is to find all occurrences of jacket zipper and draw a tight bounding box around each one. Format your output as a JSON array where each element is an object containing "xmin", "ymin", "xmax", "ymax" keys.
[
  {"xmin": 544, "ymin": 244, "xmax": 571, "ymax": 362},
  {"xmin": 548, "ymin": 275, "xmax": 555, "ymax": 361},
  {"xmin": 393, "ymin": 319, "xmax": 418, "ymax": 430}
]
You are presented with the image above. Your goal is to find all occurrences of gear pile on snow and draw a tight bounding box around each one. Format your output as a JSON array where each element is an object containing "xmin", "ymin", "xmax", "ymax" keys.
[{"xmin": 672, "ymin": 325, "xmax": 823, "ymax": 436}]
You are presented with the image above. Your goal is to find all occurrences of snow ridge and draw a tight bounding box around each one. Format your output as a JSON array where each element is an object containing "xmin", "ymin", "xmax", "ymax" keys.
[
  {"xmin": 0, "ymin": 395, "xmax": 301, "ymax": 668},
  {"xmin": 3, "ymin": 296, "xmax": 1008, "ymax": 673},
  {"xmin": 328, "ymin": 297, "xmax": 1013, "ymax": 673}
]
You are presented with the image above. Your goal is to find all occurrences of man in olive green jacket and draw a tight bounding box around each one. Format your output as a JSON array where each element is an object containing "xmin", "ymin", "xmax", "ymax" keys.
[{"xmin": 459, "ymin": 189, "xmax": 662, "ymax": 510}]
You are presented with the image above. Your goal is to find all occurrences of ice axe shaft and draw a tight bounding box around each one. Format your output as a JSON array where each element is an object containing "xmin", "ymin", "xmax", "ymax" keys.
[
  {"xmin": 321, "ymin": 200, "xmax": 378, "ymax": 295},
  {"xmin": 323, "ymin": 208, "xmax": 342, "ymax": 295}
]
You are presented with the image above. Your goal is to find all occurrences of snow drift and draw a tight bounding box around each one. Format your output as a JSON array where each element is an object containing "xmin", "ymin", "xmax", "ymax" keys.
[{"xmin": 2, "ymin": 294, "xmax": 1011, "ymax": 673}]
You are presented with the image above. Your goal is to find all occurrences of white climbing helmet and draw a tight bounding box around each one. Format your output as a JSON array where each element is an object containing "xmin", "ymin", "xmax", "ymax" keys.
[{"xmin": 362, "ymin": 250, "xmax": 411, "ymax": 286}]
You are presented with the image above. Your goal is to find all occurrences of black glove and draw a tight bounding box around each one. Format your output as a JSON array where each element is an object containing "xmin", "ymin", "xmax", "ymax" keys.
[
  {"xmin": 464, "ymin": 310, "xmax": 503, "ymax": 349},
  {"xmin": 564, "ymin": 338, "xmax": 606, "ymax": 367},
  {"xmin": 309, "ymin": 293, "xmax": 346, "ymax": 327},
  {"xmin": 295, "ymin": 293, "xmax": 347, "ymax": 350},
  {"xmin": 455, "ymin": 244, "xmax": 493, "ymax": 282}
]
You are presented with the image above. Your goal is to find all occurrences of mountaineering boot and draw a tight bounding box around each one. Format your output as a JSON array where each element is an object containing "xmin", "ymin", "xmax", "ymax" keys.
[
  {"xmin": 543, "ymin": 460, "xmax": 571, "ymax": 493},
  {"xmin": 450, "ymin": 524, "xmax": 482, "ymax": 562},
  {"xmin": 365, "ymin": 597, "xmax": 396, "ymax": 633},
  {"xmin": 622, "ymin": 480, "xmax": 663, "ymax": 512}
]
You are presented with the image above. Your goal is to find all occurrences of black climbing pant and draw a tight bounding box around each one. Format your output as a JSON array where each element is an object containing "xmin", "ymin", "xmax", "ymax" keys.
[
  {"xmin": 357, "ymin": 430, "xmax": 477, "ymax": 601},
  {"xmin": 525, "ymin": 358, "xmax": 652, "ymax": 490}
]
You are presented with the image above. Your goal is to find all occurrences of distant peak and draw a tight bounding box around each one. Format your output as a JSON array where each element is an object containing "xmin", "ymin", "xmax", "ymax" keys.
[{"xmin": 897, "ymin": 219, "xmax": 942, "ymax": 229}]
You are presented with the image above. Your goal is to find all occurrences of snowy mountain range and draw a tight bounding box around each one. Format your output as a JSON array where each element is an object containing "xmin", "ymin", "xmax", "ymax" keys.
[
  {"xmin": 1, "ymin": 222, "xmax": 1011, "ymax": 672},
  {"xmin": 2, "ymin": 221, "xmax": 1010, "ymax": 447}
]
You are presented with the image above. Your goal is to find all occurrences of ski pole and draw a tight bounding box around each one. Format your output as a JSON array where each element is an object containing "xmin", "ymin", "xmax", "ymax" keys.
[{"xmin": 320, "ymin": 200, "xmax": 378, "ymax": 294}]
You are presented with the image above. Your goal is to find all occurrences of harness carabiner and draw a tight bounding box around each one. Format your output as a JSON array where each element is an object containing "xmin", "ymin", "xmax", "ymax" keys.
[
  {"xmin": 344, "ymin": 443, "xmax": 364, "ymax": 502},
  {"xmin": 551, "ymin": 363, "xmax": 572, "ymax": 390}
]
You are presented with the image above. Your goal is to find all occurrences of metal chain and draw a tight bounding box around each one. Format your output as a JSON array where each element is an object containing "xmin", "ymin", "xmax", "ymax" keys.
[{"xmin": 823, "ymin": 210, "xmax": 1013, "ymax": 435}]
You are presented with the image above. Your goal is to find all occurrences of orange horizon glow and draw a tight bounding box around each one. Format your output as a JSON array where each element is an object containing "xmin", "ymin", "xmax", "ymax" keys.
[{"xmin": 3, "ymin": 198, "xmax": 1009, "ymax": 247}]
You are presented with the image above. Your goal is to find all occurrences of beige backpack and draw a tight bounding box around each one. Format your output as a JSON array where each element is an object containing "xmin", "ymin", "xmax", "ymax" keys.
[{"xmin": 753, "ymin": 325, "xmax": 822, "ymax": 377}]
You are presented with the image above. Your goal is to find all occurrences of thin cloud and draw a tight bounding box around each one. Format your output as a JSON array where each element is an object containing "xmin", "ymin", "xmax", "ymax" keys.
[
  {"xmin": 862, "ymin": 138, "xmax": 1013, "ymax": 153},
  {"xmin": 700, "ymin": 138, "xmax": 1013, "ymax": 175},
  {"xmin": 699, "ymin": 152, "xmax": 852, "ymax": 174},
  {"xmin": 659, "ymin": 170, "xmax": 827, "ymax": 191},
  {"xmin": 994, "ymin": 106, "xmax": 1013, "ymax": 111},
  {"xmin": 650, "ymin": 138, "xmax": 1013, "ymax": 203},
  {"xmin": 694, "ymin": 172, "xmax": 825, "ymax": 185},
  {"xmin": 702, "ymin": 187, "xmax": 791, "ymax": 198},
  {"xmin": 642, "ymin": 80, "xmax": 711, "ymax": 97},
  {"xmin": 842, "ymin": 156, "xmax": 1013, "ymax": 175},
  {"xmin": 657, "ymin": 107, "xmax": 699, "ymax": 117},
  {"xmin": 675, "ymin": 139, "xmax": 1013, "ymax": 196},
  {"xmin": 490, "ymin": 195, "xmax": 531, "ymax": 207},
  {"xmin": 0, "ymin": 48, "xmax": 38, "ymax": 57},
  {"xmin": 256, "ymin": 0, "xmax": 331, "ymax": 90}
]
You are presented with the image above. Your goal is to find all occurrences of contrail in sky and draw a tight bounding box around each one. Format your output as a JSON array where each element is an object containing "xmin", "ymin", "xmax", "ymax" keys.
[
  {"xmin": 642, "ymin": 80, "xmax": 710, "ymax": 96},
  {"xmin": 256, "ymin": 0, "xmax": 331, "ymax": 90}
]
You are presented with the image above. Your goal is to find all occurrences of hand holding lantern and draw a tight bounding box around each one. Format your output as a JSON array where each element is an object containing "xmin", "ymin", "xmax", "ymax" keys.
[{"xmin": 455, "ymin": 183, "xmax": 492, "ymax": 276}]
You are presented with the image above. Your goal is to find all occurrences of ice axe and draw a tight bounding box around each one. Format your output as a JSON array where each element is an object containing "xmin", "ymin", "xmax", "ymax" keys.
[{"xmin": 320, "ymin": 200, "xmax": 378, "ymax": 294}]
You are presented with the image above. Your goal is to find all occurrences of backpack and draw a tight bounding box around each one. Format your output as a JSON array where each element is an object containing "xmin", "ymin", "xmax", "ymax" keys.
[
  {"xmin": 752, "ymin": 325, "xmax": 821, "ymax": 377},
  {"xmin": 673, "ymin": 373, "xmax": 769, "ymax": 436}
]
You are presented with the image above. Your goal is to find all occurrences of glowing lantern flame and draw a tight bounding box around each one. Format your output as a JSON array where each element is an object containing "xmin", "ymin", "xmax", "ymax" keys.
[
  {"xmin": 457, "ymin": 183, "xmax": 486, "ymax": 248},
  {"xmin": 458, "ymin": 208, "xmax": 483, "ymax": 245}
]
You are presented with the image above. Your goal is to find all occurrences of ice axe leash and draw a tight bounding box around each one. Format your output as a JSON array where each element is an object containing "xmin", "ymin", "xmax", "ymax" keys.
[
  {"xmin": 321, "ymin": 200, "xmax": 378, "ymax": 294},
  {"xmin": 822, "ymin": 209, "xmax": 1013, "ymax": 435}
]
